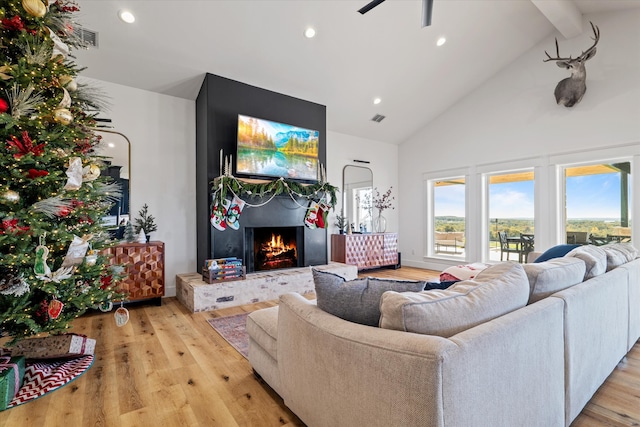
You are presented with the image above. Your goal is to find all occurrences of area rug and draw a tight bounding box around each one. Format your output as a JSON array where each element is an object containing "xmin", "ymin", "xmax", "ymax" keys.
[
  {"xmin": 207, "ymin": 313, "xmax": 250, "ymax": 358},
  {"xmin": 4, "ymin": 355, "xmax": 94, "ymax": 410}
]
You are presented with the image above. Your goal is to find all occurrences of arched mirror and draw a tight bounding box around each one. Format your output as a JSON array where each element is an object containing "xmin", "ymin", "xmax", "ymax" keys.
[
  {"xmin": 94, "ymin": 129, "xmax": 131, "ymax": 238},
  {"xmin": 342, "ymin": 165, "xmax": 373, "ymax": 233}
]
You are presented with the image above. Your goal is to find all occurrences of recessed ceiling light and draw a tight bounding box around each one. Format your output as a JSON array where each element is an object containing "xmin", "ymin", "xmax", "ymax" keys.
[
  {"xmin": 436, "ymin": 37, "xmax": 446, "ymax": 47},
  {"xmin": 118, "ymin": 9, "xmax": 135, "ymax": 24},
  {"xmin": 373, "ymin": 98, "xmax": 382, "ymax": 105},
  {"xmin": 108, "ymin": 142, "xmax": 115, "ymax": 148},
  {"xmin": 304, "ymin": 27, "xmax": 316, "ymax": 38}
]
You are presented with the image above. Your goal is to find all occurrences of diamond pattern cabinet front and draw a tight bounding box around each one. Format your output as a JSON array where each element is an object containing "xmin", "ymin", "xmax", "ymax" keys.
[
  {"xmin": 104, "ymin": 241, "xmax": 165, "ymax": 302},
  {"xmin": 331, "ymin": 233, "xmax": 398, "ymax": 270}
]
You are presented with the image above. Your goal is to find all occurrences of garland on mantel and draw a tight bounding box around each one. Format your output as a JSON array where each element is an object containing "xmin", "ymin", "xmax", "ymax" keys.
[
  {"xmin": 211, "ymin": 175, "xmax": 338, "ymax": 210},
  {"xmin": 209, "ymin": 154, "xmax": 338, "ymax": 210}
]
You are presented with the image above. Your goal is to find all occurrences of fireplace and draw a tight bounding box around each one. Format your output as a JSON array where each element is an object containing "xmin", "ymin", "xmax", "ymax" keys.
[{"xmin": 246, "ymin": 226, "xmax": 304, "ymax": 272}]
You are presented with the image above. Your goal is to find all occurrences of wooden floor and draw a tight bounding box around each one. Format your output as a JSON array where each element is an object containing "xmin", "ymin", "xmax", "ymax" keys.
[{"xmin": 0, "ymin": 266, "xmax": 638, "ymax": 426}]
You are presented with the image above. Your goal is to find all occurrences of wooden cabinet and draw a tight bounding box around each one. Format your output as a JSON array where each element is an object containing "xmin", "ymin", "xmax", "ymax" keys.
[
  {"xmin": 104, "ymin": 241, "xmax": 165, "ymax": 304},
  {"xmin": 331, "ymin": 233, "xmax": 398, "ymax": 271}
]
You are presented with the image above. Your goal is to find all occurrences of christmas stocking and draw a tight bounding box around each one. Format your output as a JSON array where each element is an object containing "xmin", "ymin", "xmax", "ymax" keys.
[
  {"xmin": 210, "ymin": 198, "xmax": 230, "ymax": 231},
  {"xmin": 226, "ymin": 195, "xmax": 245, "ymax": 230},
  {"xmin": 315, "ymin": 203, "xmax": 330, "ymax": 229},
  {"xmin": 304, "ymin": 201, "xmax": 320, "ymax": 229}
]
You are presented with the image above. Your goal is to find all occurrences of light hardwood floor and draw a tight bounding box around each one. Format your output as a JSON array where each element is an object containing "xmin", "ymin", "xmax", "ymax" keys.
[{"xmin": 0, "ymin": 266, "xmax": 638, "ymax": 426}]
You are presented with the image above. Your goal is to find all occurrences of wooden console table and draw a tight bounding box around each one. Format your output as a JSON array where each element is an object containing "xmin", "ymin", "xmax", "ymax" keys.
[
  {"xmin": 103, "ymin": 241, "xmax": 165, "ymax": 304},
  {"xmin": 331, "ymin": 233, "xmax": 398, "ymax": 271}
]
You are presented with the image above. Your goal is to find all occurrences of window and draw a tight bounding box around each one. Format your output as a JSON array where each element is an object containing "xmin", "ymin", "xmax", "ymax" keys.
[
  {"xmin": 353, "ymin": 188, "xmax": 372, "ymax": 233},
  {"xmin": 487, "ymin": 171, "xmax": 534, "ymax": 262},
  {"xmin": 564, "ymin": 161, "xmax": 631, "ymax": 245},
  {"xmin": 432, "ymin": 178, "xmax": 466, "ymax": 257}
]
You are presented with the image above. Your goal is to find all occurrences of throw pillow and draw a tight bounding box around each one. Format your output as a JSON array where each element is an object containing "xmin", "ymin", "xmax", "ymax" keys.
[
  {"xmin": 523, "ymin": 257, "xmax": 586, "ymax": 304},
  {"xmin": 312, "ymin": 269, "xmax": 425, "ymax": 327},
  {"xmin": 379, "ymin": 262, "xmax": 530, "ymax": 338},
  {"xmin": 601, "ymin": 243, "xmax": 638, "ymax": 271},
  {"xmin": 565, "ymin": 245, "xmax": 607, "ymax": 280},
  {"xmin": 439, "ymin": 262, "xmax": 490, "ymax": 282},
  {"xmin": 424, "ymin": 280, "xmax": 458, "ymax": 290},
  {"xmin": 533, "ymin": 244, "xmax": 580, "ymax": 263}
]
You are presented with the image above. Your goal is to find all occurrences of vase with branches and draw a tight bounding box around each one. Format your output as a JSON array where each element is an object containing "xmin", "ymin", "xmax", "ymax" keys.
[{"xmin": 371, "ymin": 187, "xmax": 394, "ymax": 233}]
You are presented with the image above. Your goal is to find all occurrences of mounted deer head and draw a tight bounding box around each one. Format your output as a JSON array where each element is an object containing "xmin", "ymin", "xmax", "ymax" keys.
[{"xmin": 544, "ymin": 22, "xmax": 600, "ymax": 107}]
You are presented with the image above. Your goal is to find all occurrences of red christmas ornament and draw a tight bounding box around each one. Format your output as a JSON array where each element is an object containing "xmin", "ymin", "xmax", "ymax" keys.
[
  {"xmin": 0, "ymin": 218, "xmax": 30, "ymax": 235},
  {"xmin": 58, "ymin": 206, "xmax": 71, "ymax": 217},
  {"xmin": 6, "ymin": 131, "xmax": 45, "ymax": 159},
  {"xmin": 0, "ymin": 98, "xmax": 8, "ymax": 114},
  {"xmin": 1, "ymin": 16, "xmax": 25, "ymax": 32},
  {"xmin": 27, "ymin": 169, "xmax": 49, "ymax": 179},
  {"xmin": 48, "ymin": 299, "xmax": 64, "ymax": 319},
  {"xmin": 74, "ymin": 139, "xmax": 92, "ymax": 154},
  {"xmin": 100, "ymin": 275, "xmax": 113, "ymax": 290}
]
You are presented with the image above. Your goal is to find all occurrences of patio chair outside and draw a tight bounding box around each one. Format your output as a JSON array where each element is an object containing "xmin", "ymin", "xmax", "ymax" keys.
[
  {"xmin": 520, "ymin": 234, "xmax": 535, "ymax": 263},
  {"xmin": 498, "ymin": 231, "xmax": 520, "ymax": 261}
]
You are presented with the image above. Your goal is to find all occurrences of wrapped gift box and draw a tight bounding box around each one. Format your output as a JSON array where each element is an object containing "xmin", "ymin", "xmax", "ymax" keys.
[
  {"xmin": 0, "ymin": 356, "xmax": 25, "ymax": 410},
  {"xmin": 9, "ymin": 334, "xmax": 96, "ymax": 359}
]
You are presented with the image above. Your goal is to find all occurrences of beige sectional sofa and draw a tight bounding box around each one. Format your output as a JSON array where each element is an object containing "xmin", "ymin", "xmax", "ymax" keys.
[{"xmin": 247, "ymin": 246, "xmax": 640, "ymax": 427}]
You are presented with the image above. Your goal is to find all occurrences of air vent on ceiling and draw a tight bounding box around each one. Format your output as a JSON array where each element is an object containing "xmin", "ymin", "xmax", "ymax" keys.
[
  {"xmin": 371, "ymin": 114, "xmax": 386, "ymax": 123},
  {"xmin": 77, "ymin": 27, "xmax": 99, "ymax": 48}
]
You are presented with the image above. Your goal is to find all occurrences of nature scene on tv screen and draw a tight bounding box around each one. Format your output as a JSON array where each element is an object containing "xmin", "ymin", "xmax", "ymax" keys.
[{"xmin": 237, "ymin": 115, "xmax": 319, "ymax": 181}]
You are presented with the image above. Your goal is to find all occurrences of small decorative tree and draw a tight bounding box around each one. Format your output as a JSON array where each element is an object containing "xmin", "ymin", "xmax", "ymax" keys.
[
  {"xmin": 133, "ymin": 204, "xmax": 157, "ymax": 241},
  {"xmin": 334, "ymin": 211, "xmax": 347, "ymax": 234},
  {"xmin": 123, "ymin": 221, "xmax": 136, "ymax": 242}
]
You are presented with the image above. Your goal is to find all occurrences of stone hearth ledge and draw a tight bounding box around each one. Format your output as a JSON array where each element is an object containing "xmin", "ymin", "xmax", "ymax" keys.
[{"xmin": 176, "ymin": 262, "xmax": 358, "ymax": 312}]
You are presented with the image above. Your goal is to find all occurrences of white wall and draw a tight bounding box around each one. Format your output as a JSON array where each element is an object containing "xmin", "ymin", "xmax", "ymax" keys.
[
  {"xmin": 326, "ymin": 131, "xmax": 399, "ymax": 244},
  {"xmin": 327, "ymin": 130, "xmax": 399, "ymax": 260},
  {"xmin": 82, "ymin": 78, "xmax": 196, "ymax": 297},
  {"xmin": 398, "ymin": 9, "xmax": 640, "ymax": 270}
]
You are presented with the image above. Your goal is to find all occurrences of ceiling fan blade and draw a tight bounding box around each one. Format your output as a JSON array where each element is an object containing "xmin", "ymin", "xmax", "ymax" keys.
[
  {"xmin": 358, "ymin": 0, "xmax": 386, "ymax": 15},
  {"xmin": 421, "ymin": 0, "xmax": 433, "ymax": 27}
]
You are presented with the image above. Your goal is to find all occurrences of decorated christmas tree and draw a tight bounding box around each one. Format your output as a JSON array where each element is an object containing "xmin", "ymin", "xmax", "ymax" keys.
[{"xmin": 0, "ymin": 0, "xmax": 122, "ymax": 342}]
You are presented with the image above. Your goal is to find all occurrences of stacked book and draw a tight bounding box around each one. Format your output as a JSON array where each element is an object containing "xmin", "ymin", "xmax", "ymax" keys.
[{"xmin": 202, "ymin": 257, "xmax": 246, "ymax": 283}]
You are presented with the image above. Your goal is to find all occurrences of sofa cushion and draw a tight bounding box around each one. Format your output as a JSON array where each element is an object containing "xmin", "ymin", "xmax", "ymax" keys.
[
  {"xmin": 246, "ymin": 305, "xmax": 280, "ymax": 360},
  {"xmin": 439, "ymin": 262, "xmax": 489, "ymax": 282},
  {"xmin": 524, "ymin": 257, "xmax": 586, "ymax": 303},
  {"xmin": 565, "ymin": 245, "xmax": 607, "ymax": 280},
  {"xmin": 379, "ymin": 262, "xmax": 530, "ymax": 337},
  {"xmin": 312, "ymin": 269, "xmax": 425, "ymax": 326},
  {"xmin": 601, "ymin": 243, "xmax": 638, "ymax": 271},
  {"xmin": 534, "ymin": 244, "xmax": 580, "ymax": 263}
]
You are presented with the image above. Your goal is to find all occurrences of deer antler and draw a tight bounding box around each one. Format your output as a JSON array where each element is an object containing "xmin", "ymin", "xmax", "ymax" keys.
[
  {"xmin": 543, "ymin": 21, "xmax": 600, "ymax": 63},
  {"xmin": 543, "ymin": 37, "xmax": 571, "ymax": 62},
  {"xmin": 579, "ymin": 21, "xmax": 600, "ymax": 60}
]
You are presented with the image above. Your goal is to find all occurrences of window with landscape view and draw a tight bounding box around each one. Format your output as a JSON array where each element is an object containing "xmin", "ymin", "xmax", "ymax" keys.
[
  {"xmin": 564, "ymin": 161, "xmax": 631, "ymax": 245},
  {"xmin": 488, "ymin": 170, "xmax": 534, "ymax": 262},
  {"xmin": 353, "ymin": 187, "xmax": 372, "ymax": 233},
  {"xmin": 433, "ymin": 178, "xmax": 465, "ymax": 257}
]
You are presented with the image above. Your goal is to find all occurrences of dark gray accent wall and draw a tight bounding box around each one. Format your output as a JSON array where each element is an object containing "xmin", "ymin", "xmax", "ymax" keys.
[{"xmin": 195, "ymin": 73, "xmax": 327, "ymax": 270}]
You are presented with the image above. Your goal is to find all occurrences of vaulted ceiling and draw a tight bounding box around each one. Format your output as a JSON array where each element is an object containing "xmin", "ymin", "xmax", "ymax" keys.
[{"xmin": 74, "ymin": 0, "xmax": 640, "ymax": 145}]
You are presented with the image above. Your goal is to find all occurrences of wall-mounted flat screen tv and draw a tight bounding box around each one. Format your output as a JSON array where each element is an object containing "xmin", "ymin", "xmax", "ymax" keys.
[{"xmin": 236, "ymin": 114, "xmax": 319, "ymax": 182}]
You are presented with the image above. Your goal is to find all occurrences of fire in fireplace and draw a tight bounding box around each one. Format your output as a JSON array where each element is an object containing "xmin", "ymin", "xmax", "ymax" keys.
[{"xmin": 252, "ymin": 227, "xmax": 300, "ymax": 271}]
